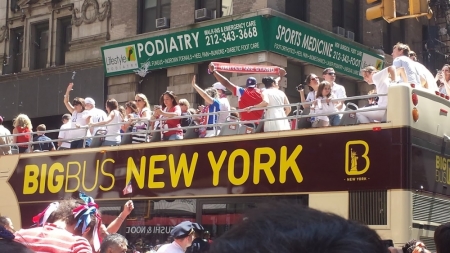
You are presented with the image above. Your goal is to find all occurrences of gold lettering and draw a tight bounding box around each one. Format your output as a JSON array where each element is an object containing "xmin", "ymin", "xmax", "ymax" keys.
[
  {"xmin": 39, "ymin": 164, "xmax": 47, "ymax": 193},
  {"xmin": 148, "ymin": 155, "xmax": 166, "ymax": 189},
  {"xmin": 82, "ymin": 161, "xmax": 98, "ymax": 192},
  {"xmin": 444, "ymin": 158, "xmax": 448, "ymax": 172},
  {"xmin": 208, "ymin": 151, "xmax": 227, "ymax": 186},
  {"xmin": 48, "ymin": 163, "xmax": 64, "ymax": 193},
  {"xmin": 168, "ymin": 153, "xmax": 198, "ymax": 188},
  {"xmin": 23, "ymin": 165, "xmax": 39, "ymax": 194},
  {"xmin": 127, "ymin": 156, "xmax": 146, "ymax": 189},
  {"xmin": 345, "ymin": 141, "xmax": 370, "ymax": 176},
  {"xmin": 65, "ymin": 162, "xmax": 81, "ymax": 192},
  {"xmin": 436, "ymin": 155, "xmax": 441, "ymax": 170},
  {"xmin": 253, "ymin": 147, "xmax": 276, "ymax": 184},
  {"xmin": 99, "ymin": 159, "xmax": 115, "ymax": 191},
  {"xmin": 279, "ymin": 145, "xmax": 303, "ymax": 183},
  {"xmin": 228, "ymin": 149, "xmax": 250, "ymax": 186}
]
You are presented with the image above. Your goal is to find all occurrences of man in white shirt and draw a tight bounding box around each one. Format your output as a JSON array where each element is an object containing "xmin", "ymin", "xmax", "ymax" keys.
[
  {"xmin": 84, "ymin": 97, "xmax": 107, "ymax": 135},
  {"xmin": 58, "ymin": 114, "xmax": 72, "ymax": 150},
  {"xmin": 392, "ymin": 43, "xmax": 421, "ymax": 85},
  {"xmin": 0, "ymin": 116, "xmax": 12, "ymax": 155},
  {"xmin": 356, "ymin": 65, "xmax": 396, "ymax": 123},
  {"xmin": 212, "ymin": 82, "xmax": 231, "ymax": 123},
  {"xmin": 157, "ymin": 221, "xmax": 194, "ymax": 253},
  {"xmin": 323, "ymin": 68, "xmax": 347, "ymax": 126}
]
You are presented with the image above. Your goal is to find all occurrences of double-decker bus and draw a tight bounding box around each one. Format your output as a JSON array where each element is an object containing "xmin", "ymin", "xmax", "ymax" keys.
[{"xmin": 0, "ymin": 83, "xmax": 448, "ymax": 249}]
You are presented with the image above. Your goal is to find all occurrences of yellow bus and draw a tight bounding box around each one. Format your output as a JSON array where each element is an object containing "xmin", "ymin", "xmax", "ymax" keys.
[{"xmin": 0, "ymin": 82, "xmax": 446, "ymax": 249}]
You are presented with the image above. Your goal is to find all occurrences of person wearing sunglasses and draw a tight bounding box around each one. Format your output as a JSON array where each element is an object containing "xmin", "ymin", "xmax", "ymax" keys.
[
  {"xmin": 131, "ymin": 93, "xmax": 151, "ymax": 143},
  {"xmin": 298, "ymin": 73, "xmax": 320, "ymax": 109},
  {"xmin": 322, "ymin": 68, "xmax": 346, "ymax": 126},
  {"xmin": 154, "ymin": 91, "xmax": 183, "ymax": 141}
]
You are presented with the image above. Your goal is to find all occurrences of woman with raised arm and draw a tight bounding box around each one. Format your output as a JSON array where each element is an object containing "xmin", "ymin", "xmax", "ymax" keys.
[
  {"xmin": 298, "ymin": 73, "xmax": 320, "ymax": 109},
  {"xmin": 154, "ymin": 91, "xmax": 183, "ymax": 141},
  {"xmin": 89, "ymin": 98, "xmax": 123, "ymax": 146},
  {"xmin": 191, "ymin": 75, "xmax": 221, "ymax": 137},
  {"xmin": 63, "ymin": 83, "xmax": 91, "ymax": 148},
  {"xmin": 132, "ymin": 93, "xmax": 151, "ymax": 143}
]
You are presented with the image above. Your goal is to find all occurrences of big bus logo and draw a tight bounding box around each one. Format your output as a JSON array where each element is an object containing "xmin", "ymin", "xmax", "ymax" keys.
[{"xmin": 345, "ymin": 140, "xmax": 370, "ymax": 176}]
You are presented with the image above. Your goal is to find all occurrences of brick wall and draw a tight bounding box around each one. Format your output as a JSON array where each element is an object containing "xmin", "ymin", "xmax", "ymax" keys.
[
  {"xmin": 109, "ymin": 0, "xmax": 138, "ymax": 41},
  {"xmin": 170, "ymin": 0, "xmax": 195, "ymax": 28},
  {"xmin": 308, "ymin": 0, "xmax": 333, "ymax": 31}
]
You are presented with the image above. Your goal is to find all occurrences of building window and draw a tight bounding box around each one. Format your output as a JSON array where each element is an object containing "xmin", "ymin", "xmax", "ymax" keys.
[
  {"xmin": 382, "ymin": 20, "xmax": 405, "ymax": 54},
  {"xmin": 196, "ymin": 0, "xmax": 234, "ymax": 19},
  {"xmin": 332, "ymin": 0, "xmax": 359, "ymax": 42},
  {"xmin": 3, "ymin": 27, "xmax": 23, "ymax": 74},
  {"xmin": 30, "ymin": 21, "xmax": 49, "ymax": 70},
  {"xmin": 139, "ymin": 0, "xmax": 171, "ymax": 34},
  {"xmin": 140, "ymin": 69, "xmax": 169, "ymax": 106},
  {"xmin": 285, "ymin": 0, "xmax": 307, "ymax": 22},
  {"xmin": 56, "ymin": 17, "xmax": 72, "ymax": 66}
]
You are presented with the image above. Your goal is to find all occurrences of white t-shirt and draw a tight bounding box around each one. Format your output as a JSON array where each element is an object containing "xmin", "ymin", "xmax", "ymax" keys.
[
  {"xmin": 393, "ymin": 55, "xmax": 421, "ymax": 85},
  {"xmin": 306, "ymin": 91, "xmax": 316, "ymax": 102},
  {"xmin": 315, "ymin": 96, "xmax": 337, "ymax": 121},
  {"xmin": 70, "ymin": 110, "xmax": 91, "ymax": 138},
  {"xmin": 372, "ymin": 67, "xmax": 390, "ymax": 108},
  {"xmin": 58, "ymin": 122, "xmax": 72, "ymax": 148},
  {"xmin": 105, "ymin": 110, "xmax": 122, "ymax": 142},
  {"xmin": 414, "ymin": 61, "xmax": 439, "ymax": 91},
  {"xmin": 331, "ymin": 82, "xmax": 346, "ymax": 111},
  {"xmin": 87, "ymin": 107, "xmax": 107, "ymax": 135},
  {"xmin": 217, "ymin": 97, "xmax": 230, "ymax": 123}
]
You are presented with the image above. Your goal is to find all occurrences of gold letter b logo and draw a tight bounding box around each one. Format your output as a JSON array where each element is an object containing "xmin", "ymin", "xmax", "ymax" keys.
[{"xmin": 345, "ymin": 140, "xmax": 370, "ymax": 176}]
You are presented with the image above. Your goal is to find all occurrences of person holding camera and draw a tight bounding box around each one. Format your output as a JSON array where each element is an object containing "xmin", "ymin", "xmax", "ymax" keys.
[{"xmin": 298, "ymin": 73, "xmax": 320, "ymax": 109}]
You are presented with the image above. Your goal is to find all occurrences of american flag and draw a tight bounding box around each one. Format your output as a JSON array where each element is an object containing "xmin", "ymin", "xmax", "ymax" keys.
[{"xmin": 123, "ymin": 181, "xmax": 133, "ymax": 195}]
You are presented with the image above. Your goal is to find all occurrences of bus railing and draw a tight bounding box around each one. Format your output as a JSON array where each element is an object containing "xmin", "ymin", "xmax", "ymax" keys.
[{"xmin": 0, "ymin": 93, "xmax": 386, "ymax": 152}]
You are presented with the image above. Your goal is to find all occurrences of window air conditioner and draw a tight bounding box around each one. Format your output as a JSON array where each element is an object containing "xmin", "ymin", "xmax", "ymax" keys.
[
  {"xmin": 346, "ymin": 31, "xmax": 355, "ymax": 41},
  {"xmin": 156, "ymin": 17, "xmax": 170, "ymax": 29},
  {"xmin": 195, "ymin": 8, "xmax": 212, "ymax": 21},
  {"xmin": 333, "ymin": 26, "xmax": 345, "ymax": 37}
]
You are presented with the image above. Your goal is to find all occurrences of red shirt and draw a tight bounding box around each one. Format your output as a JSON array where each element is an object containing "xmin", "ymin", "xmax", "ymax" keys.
[
  {"xmin": 15, "ymin": 224, "xmax": 92, "ymax": 253},
  {"xmin": 16, "ymin": 126, "xmax": 31, "ymax": 147},
  {"xmin": 162, "ymin": 105, "xmax": 183, "ymax": 137},
  {"xmin": 233, "ymin": 86, "xmax": 264, "ymax": 122}
]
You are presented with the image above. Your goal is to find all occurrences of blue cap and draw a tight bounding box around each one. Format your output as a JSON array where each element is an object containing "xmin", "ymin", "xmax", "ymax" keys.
[
  {"xmin": 246, "ymin": 77, "xmax": 257, "ymax": 87},
  {"xmin": 170, "ymin": 221, "xmax": 193, "ymax": 239},
  {"xmin": 192, "ymin": 223, "xmax": 204, "ymax": 232}
]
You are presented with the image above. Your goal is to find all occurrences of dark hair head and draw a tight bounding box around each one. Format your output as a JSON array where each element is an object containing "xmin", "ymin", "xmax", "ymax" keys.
[
  {"xmin": 72, "ymin": 97, "xmax": 86, "ymax": 111},
  {"xmin": 435, "ymin": 223, "xmax": 450, "ymax": 253},
  {"xmin": 402, "ymin": 240, "xmax": 428, "ymax": 253},
  {"xmin": 100, "ymin": 233, "xmax": 128, "ymax": 253},
  {"xmin": 262, "ymin": 77, "xmax": 275, "ymax": 89},
  {"xmin": 317, "ymin": 81, "xmax": 332, "ymax": 99},
  {"xmin": 304, "ymin": 74, "xmax": 318, "ymax": 92},
  {"xmin": 161, "ymin": 91, "xmax": 178, "ymax": 107},
  {"xmin": 394, "ymin": 42, "xmax": 410, "ymax": 56},
  {"xmin": 62, "ymin": 114, "xmax": 71, "ymax": 121},
  {"xmin": 210, "ymin": 203, "xmax": 387, "ymax": 253},
  {"xmin": 106, "ymin": 98, "xmax": 118, "ymax": 111},
  {"xmin": 125, "ymin": 101, "xmax": 139, "ymax": 114}
]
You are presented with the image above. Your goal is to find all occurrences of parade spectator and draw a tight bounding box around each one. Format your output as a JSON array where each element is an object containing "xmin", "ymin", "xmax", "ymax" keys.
[
  {"xmin": 245, "ymin": 76, "xmax": 291, "ymax": 132},
  {"xmin": 132, "ymin": 93, "xmax": 151, "ymax": 143},
  {"xmin": 298, "ymin": 73, "xmax": 320, "ymax": 109},
  {"xmin": 192, "ymin": 75, "xmax": 221, "ymax": 137},
  {"xmin": 357, "ymin": 66, "xmax": 396, "ymax": 123},
  {"xmin": 89, "ymin": 99, "xmax": 123, "ymax": 146},
  {"xmin": 179, "ymin": 99, "xmax": 193, "ymax": 132},
  {"xmin": 155, "ymin": 91, "xmax": 183, "ymax": 141},
  {"xmin": 58, "ymin": 114, "xmax": 72, "ymax": 150},
  {"xmin": 364, "ymin": 90, "xmax": 378, "ymax": 107},
  {"xmin": 12, "ymin": 114, "xmax": 32, "ymax": 153},
  {"xmin": 0, "ymin": 216, "xmax": 14, "ymax": 233},
  {"xmin": 157, "ymin": 221, "xmax": 194, "ymax": 253},
  {"xmin": 402, "ymin": 240, "xmax": 430, "ymax": 253},
  {"xmin": 0, "ymin": 116, "xmax": 12, "ymax": 155},
  {"xmin": 409, "ymin": 51, "xmax": 417, "ymax": 61},
  {"xmin": 322, "ymin": 68, "xmax": 346, "ymax": 125},
  {"xmin": 434, "ymin": 222, "xmax": 450, "ymax": 253},
  {"xmin": 99, "ymin": 234, "xmax": 128, "ymax": 253},
  {"xmin": 436, "ymin": 64, "xmax": 450, "ymax": 95},
  {"xmin": 209, "ymin": 63, "xmax": 264, "ymax": 128},
  {"xmin": 209, "ymin": 203, "xmax": 386, "ymax": 253},
  {"xmin": 212, "ymin": 82, "xmax": 230, "ymax": 124},
  {"xmin": 391, "ymin": 42, "xmax": 421, "ymax": 85},
  {"xmin": 0, "ymin": 225, "xmax": 34, "ymax": 253},
  {"xmin": 64, "ymin": 83, "xmax": 91, "ymax": 148},
  {"xmin": 121, "ymin": 101, "xmax": 139, "ymax": 133},
  {"xmin": 85, "ymin": 97, "xmax": 107, "ymax": 136},
  {"xmin": 32, "ymin": 124, "xmax": 55, "ymax": 151},
  {"xmin": 311, "ymin": 81, "xmax": 339, "ymax": 128}
]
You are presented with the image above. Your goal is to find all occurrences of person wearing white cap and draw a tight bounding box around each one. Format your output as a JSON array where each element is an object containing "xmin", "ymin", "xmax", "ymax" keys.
[
  {"xmin": 212, "ymin": 82, "xmax": 230, "ymax": 124},
  {"xmin": 84, "ymin": 97, "xmax": 107, "ymax": 136}
]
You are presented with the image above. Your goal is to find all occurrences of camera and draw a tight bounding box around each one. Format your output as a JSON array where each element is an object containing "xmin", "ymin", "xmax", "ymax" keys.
[{"xmin": 296, "ymin": 84, "xmax": 304, "ymax": 91}]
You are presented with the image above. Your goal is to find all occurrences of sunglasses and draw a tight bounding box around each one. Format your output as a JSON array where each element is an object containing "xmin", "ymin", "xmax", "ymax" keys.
[
  {"xmin": 179, "ymin": 103, "xmax": 186, "ymax": 106},
  {"xmin": 324, "ymin": 88, "xmax": 331, "ymax": 90},
  {"xmin": 326, "ymin": 72, "xmax": 335, "ymax": 76},
  {"xmin": 135, "ymin": 99, "xmax": 142, "ymax": 102},
  {"xmin": 409, "ymin": 54, "xmax": 416, "ymax": 57}
]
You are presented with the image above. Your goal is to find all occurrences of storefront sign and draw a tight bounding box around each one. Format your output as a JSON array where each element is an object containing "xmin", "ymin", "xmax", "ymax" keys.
[{"xmin": 101, "ymin": 15, "xmax": 384, "ymax": 79}]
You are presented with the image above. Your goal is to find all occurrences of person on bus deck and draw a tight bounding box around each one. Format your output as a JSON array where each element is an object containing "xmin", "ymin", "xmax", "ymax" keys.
[
  {"xmin": 154, "ymin": 91, "xmax": 183, "ymax": 141},
  {"xmin": 364, "ymin": 90, "xmax": 378, "ymax": 107},
  {"xmin": 322, "ymin": 68, "xmax": 346, "ymax": 126},
  {"xmin": 64, "ymin": 83, "xmax": 91, "ymax": 148},
  {"xmin": 156, "ymin": 221, "xmax": 194, "ymax": 253},
  {"xmin": 0, "ymin": 116, "xmax": 12, "ymax": 155},
  {"xmin": 411, "ymin": 57, "xmax": 439, "ymax": 91},
  {"xmin": 15, "ymin": 199, "xmax": 97, "ymax": 253},
  {"xmin": 436, "ymin": 64, "xmax": 450, "ymax": 95},
  {"xmin": 191, "ymin": 75, "xmax": 221, "ymax": 137},
  {"xmin": 178, "ymin": 99, "xmax": 194, "ymax": 133},
  {"xmin": 208, "ymin": 63, "xmax": 286, "ymax": 128},
  {"xmin": 434, "ymin": 223, "xmax": 450, "ymax": 253},
  {"xmin": 121, "ymin": 101, "xmax": 139, "ymax": 133},
  {"xmin": 409, "ymin": 51, "xmax": 417, "ymax": 61},
  {"xmin": 298, "ymin": 73, "xmax": 320, "ymax": 110},
  {"xmin": 356, "ymin": 65, "xmax": 397, "ymax": 124},
  {"xmin": 99, "ymin": 233, "xmax": 128, "ymax": 253},
  {"xmin": 310, "ymin": 81, "xmax": 340, "ymax": 128},
  {"xmin": 89, "ymin": 98, "xmax": 124, "ymax": 146},
  {"xmin": 0, "ymin": 225, "xmax": 35, "ymax": 253},
  {"xmin": 209, "ymin": 202, "xmax": 387, "ymax": 253},
  {"xmin": 131, "ymin": 93, "xmax": 151, "ymax": 144},
  {"xmin": 392, "ymin": 42, "xmax": 421, "ymax": 85},
  {"xmin": 32, "ymin": 124, "xmax": 56, "ymax": 152},
  {"xmin": 244, "ymin": 76, "xmax": 291, "ymax": 132},
  {"xmin": 12, "ymin": 114, "xmax": 32, "ymax": 153},
  {"xmin": 84, "ymin": 97, "xmax": 107, "ymax": 136},
  {"xmin": 402, "ymin": 240, "xmax": 431, "ymax": 253},
  {"xmin": 212, "ymin": 82, "xmax": 231, "ymax": 124},
  {"xmin": 58, "ymin": 114, "xmax": 72, "ymax": 150}
]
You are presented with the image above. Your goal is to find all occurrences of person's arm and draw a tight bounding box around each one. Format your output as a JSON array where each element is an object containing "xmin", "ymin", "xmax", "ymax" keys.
[
  {"xmin": 50, "ymin": 141, "xmax": 56, "ymax": 151},
  {"xmin": 396, "ymin": 67, "xmax": 407, "ymax": 83},
  {"xmin": 106, "ymin": 200, "xmax": 134, "ymax": 234},
  {"xmin": 90, "ymin": 111, "xmax": 115, "ymax": 127},
  {"xmin": 12, "ymin": 128, "xmax": 17, "ymax": 143},
  {"xmin": 157, "ymin": 106, "xmax": 181, "ymax": 118},
  {"xmin": 244, "ymin": 90, "xmax": 269, "ymax": 110},
  {"xmin": 192, "ymin": 75, "xmax": 214, "ymax": 105},
  {"xmin": 274, "ymin": 68, "xmax": 287, "ymax": 86},
  {"xmin": 299, "ymin": 88, "xmax": 311, "ymax": 108},
  {"xmin": 387, "ymin": 66, "xmax": 397, "ymax": 82},
  {"xmin": 64, "ymin": 83, "xmax": 75, "ymax": 114},
  {"xmin": 283, "ymin": 95, "xmax": 291, "ymax": 115},
  {"xmin": 209, "ymin": 63, "xmax": 238, "ymax": 92}
]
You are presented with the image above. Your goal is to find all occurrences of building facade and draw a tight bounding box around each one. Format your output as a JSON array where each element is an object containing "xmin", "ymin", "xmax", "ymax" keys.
[{"xmin": 0, "ymin": 0, "xmax": 443, "ymax": 127}]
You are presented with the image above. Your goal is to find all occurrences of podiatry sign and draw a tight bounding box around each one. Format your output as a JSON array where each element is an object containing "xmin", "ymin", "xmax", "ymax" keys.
[{"xmin": 101, "ymin": 16, "xmax": 383, "ymax": 79}]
